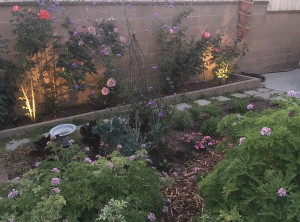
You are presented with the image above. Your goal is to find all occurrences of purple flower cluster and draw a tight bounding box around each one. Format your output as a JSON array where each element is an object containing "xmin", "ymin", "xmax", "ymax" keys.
[
  {"xmin": 261, "ymin": 127, "xmax": 271, "ymax": 136},
  {"xmin": 52, "ymin": 168, "xmax": 60, "ymax": 173},
  {"xmin": 8, "ymin": 189, "xmax": 18, "ymax": 199},
  {"xmin": 153, "ymin": 13, "xmax": 158, "ymax": 19},
  {"xmin": 52, "ymin": 187, "xmax": 60, "ymax": 194},
  {"xmin": 147, "ymin": 212, "xmax": 156, "ymax": 221},
  {"xmin": 84, "ymin": 158, "xmax": 93, "ymax": 164},
  {"xmin": 51, "ymin": 177, "xmax": 60, "ymax": 186}
]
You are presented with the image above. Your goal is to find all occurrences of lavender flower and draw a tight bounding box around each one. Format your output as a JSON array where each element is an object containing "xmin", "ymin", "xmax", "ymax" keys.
[
  {"xmin": 108, "ymin": 163, "xmax": 114, "ymax": 169},
  {"xmin": 51, "ymin": 178, "xmax": 60, "ymax": 186},
  {"xmin": 173, "ymin": 26, "xmax": 179, "ymax": 31},
  {"xmin": 8, "ymin": 189, "xmax": 18, "ymax": 199},
  {"xmin": 116, "ymin": 54, "xmax": 121, "ymax": 57},
  {"xmin": 147, "ymin": 212, "xmax": 156, "ymax": 221},
  {"xmin": 153, "ymin": 13, "xmax": 159, "ymax": 19},
  {"xmin": 73, "ymin": 31, "xmax": 78, "ymax": 36},
  {"xmin": 14, "ymin": 177, "xmax": 20, "ymax": 184},
  {"xmin": 52, "ymin": 187, "xmax": 60, "ymax": 194},
  {"xmin": 162, "ymin": 206, "xmax": 168, "ymax": 213},
  {"xmin": 35, "ymin": 162, "xmax": 41, "ymax": 167},
  {"xmin": 52, "ymin": 168, "xmax": 60, "ymax": 173},
  {"xmin": 173, "ymin": 172, "xmax": 178, "ymax": 177},
  {"xmin": 158, "ymin": 112, "xmax": 164, "ymax": 117},
  {"xmin": 95, "ymin": 154, "xmax": 101, "ymax": 159},
  {"xmin": 84, "ymin": 158, "xmax": 93, "ymax": 164},
  {"xmin": 261, "ymin": 127, "xmax": 271, "ymax": 136},
  {"xmin": 129, "ymin": 155, "xmax": 135, "ymax": 160},
  {"xmin": 152, "ymin": 66, "xmax": 157, "ymax": 69},
  {"xmin": 72, "ymin": 63, "xmax": 77, "ymax": 67},
  {"xmin": 145, "ymin": 28, "xmax": 149, "ymax": 32},
  {"xmin": 161, "ymin": 25, "xmax": 167, "ymax": 29}
]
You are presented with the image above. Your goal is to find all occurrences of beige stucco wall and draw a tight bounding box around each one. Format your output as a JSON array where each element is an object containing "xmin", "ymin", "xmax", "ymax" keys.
[{"xmin": 0, "ymin": 1, "xmax": 300, "ymax": 115}]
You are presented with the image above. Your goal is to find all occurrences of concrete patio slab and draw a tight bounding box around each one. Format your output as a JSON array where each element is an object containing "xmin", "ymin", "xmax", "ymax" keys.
[
  {"xmin": 244, "ymin": 90, "xmax": 259, "ymax": 95},
  {"xmin": 263, "ymin": 68, "xmax": 300, "ymax": 93}
]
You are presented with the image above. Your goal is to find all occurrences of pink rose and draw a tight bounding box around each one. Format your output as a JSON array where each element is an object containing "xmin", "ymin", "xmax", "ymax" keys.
[
  {"xmin": 101, "ymin": 87, "xmax": 110, "ymax": 95},
  {"xmin": 107, "ymin": 78, "xmax": 116, "ymax": 87},
  {"xmin": 202, "ymin": 31, "xmax": 210, "ymax": 39}
]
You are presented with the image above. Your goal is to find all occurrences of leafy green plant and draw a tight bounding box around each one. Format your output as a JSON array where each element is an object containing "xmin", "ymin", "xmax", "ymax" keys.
[
  {"xmin": 92, "ymin": 116, "xmax": 129, "ymax": 148},
  {"xmin": 155, "ymin": 8, "xmax": 219, "ymax": 93},
  {"xmin": 232, "ymin": 98, "xmax": 249, "ymax": 114},
  {"xmin": 201, "ymin": 105, "xmax": 222, "ymax": 117},
  {"xmin": 199, "ymin": 103, "xmax": 300, "ymax": 221},
  {"xmin": 173, "ymin": 110, "xmax": 192, "ymax": 130},
  {"xmin": 188, "ymin": 105, "xmax": 202, "ymax": 119},
  {"xmin": 212, "ymin": 38, "xmax": 248, "ymax": 80},
  {"xmin": 96, "ymin": 199, "xmax": 128, "ymax": 222},
  {"xmin": 0, "ymin": 145, "xmax": 166, "ymax": 222},
  {"xmin": 201, "ymin": 117, "xmax": 219, "ymax": 135}
]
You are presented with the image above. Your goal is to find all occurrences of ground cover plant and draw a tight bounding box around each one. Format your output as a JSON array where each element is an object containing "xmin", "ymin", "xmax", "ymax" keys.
[
  {"xmin": 198, "ymin": 95, "xmax": 300, "ymax": 221},
  {"xmin": 0, "ymin": 142, "xmax": 167, "ymax": 222}
]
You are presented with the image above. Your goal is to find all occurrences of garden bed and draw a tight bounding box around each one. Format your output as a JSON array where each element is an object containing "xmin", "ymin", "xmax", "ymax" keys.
[{"xmin": 0, "ymin": 74, "xmax": 260, "ymax": 138}]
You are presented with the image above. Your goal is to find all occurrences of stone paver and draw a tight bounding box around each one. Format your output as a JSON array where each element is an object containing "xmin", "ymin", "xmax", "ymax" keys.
[
  {"xmin": 194, "ymin": 99, "xmax": 211, "ymax": 106},
  {"xmin": 212, "ymin": 96, "xmax": 231, "ymax": 102},
  {"xmin": 175, "ymin": 103, "xmax": 192, "ymax": 111},
  {"xmin": 255, "ymin": 92, "xmax": 274, "ymax": 100},
  {"xmin": 5, "ymin": 138, "xmax": 30, "ymax": 151},
  {"xmin": 244, "ymin": 90, "xmax": 259, "ymax": 96},
  {"xmin": 255, "ymin": 88, "xmax": 273, "ymax": 93},
  {"xmin": 230, "ymin": 93, "xmax": 249, "ymax": 99}
]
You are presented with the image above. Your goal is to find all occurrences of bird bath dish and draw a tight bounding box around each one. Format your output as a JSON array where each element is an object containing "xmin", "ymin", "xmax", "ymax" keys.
[{"xmin": 50, "ymin": 124, "xmax": 76, "ymax": 147}]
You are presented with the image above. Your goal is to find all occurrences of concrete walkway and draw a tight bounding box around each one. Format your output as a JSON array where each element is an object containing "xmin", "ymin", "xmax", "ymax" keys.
[{"xmin": 263, "ymin": 68, "xmax": 300, "ymax": 95}]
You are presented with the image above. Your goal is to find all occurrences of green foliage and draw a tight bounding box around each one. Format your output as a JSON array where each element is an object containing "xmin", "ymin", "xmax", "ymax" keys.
[
  {"xmin": 201, "ymin": 105, "xmax": 222, "ymax": 117},
  {"xmin": 188, "ymin": 105, "xmax": 202, "ymax": 119},
  {"xmin": 0, "ymin": 145, "xmax": 166, "ymax": 222},
  {"xmin": 232, "ymin": 98, "xmax": 249, "ymax": 114},
  {"xmin": 212, "ymin": 38, "xmax": 248, "ymax": 80},
  {"xmin": 0, "ymin": 94, "xmax": 9, "ymax": 122},
  {"xmin": 92, "ymin": 117, "xmax": 129, "ymax": 148},
  {"xmin": 199, "ymin": 102, "xmax": 300, "ymax": 221},
  {"xmin": 148, "ymin": 121, "xmax": 166, "ymax": 149},
  {"xmin": 96, "ymin": 199, "xmax": 128, "ymax": 222},
  {"xmin": 155, "ymin": 8, "xmax": 220, "ymax": 93},
  {"xmin": 173, "ymin": 110, "xmax": 192, "ymax": 130},
  {"xmin": 201, "ymin": 117, "xmax": 219, "ymax": 135}
]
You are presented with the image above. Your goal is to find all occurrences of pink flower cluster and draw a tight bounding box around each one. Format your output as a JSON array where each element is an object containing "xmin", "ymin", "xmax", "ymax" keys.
[
  {"xmin": 287, "ymin": 90, "xmax": 296, "ymax": 97},
  {"xmin": 278, "ymin": 187, "xmax": 287, "ymax": 197},
  {"xmin": 101, "ymin": 78, "xmax": 117, "ymax": 96},
  {"xmin": 261, "ymin": 127, "xmax": 271, "ymax": 136},
  {"xmin": 239, "ymin": 137, "xmax": 245, "ymax": 145},
  {"xmin": 181, "ymin": 132, "xmax": 218, "ymax": 150},
  {"xmin": 247, "ymin": 104, "xmax": 253, "ymax": 110},
  {"xmin": 51, "ymin": 177, "xmax": 60, "ymax": 186},
  {"xmin": 84, "ymin": 158, "xmax": 93, "ymax": 164}
]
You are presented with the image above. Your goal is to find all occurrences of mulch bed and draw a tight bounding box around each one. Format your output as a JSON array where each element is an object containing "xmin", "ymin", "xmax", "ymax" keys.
[{"xmin": 161, "ymin": 150, "xmax": 223, "ymax": 222}]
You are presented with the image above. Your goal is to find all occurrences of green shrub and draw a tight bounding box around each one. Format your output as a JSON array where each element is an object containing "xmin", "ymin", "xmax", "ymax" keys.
[
  {"xmin": 232, "ymin": 98, "xmax": 248, "ymax": 114},
  {"xmin": 0, "ymin": 145, "xmax": 166, "ymax": 222},
  {"xmin": 201, "ymin": 105, "xmax": 222, "ymax": 117},
  {"xmin": 198, "ymin": 104, "xmax": 300, "ymax": 221},
  {"xmin": 173, "ymin": 111, "xmax": 192, "ymax": 130},
  {"xmin": 188, "ymin": 105, "xmax": 202, "ymax": 119},
  {"xmin": 201, "ymin": 117, "xmax": 219, "ymax": 135}
]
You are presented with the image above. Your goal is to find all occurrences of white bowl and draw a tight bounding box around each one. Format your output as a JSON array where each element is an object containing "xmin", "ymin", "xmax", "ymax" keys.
[{"xmin": 49, "ymin": 124, "xmax": 76, "ymax": 137}]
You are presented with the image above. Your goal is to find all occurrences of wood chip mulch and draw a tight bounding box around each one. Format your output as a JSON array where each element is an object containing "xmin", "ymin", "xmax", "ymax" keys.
[{"xmin": 161, "ymin": 150, "xmax": 223, "ymax": 222}]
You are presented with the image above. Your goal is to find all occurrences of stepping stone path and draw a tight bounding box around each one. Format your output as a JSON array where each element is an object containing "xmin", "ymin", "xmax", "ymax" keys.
[
  {"xmin": 175, "ymin": 103, "xmax": 192, "ymax": 111},
  {"xmin": 212, "ymin": 96, "xmax": 231, "ymax": 102},
  {"xmin": 194, "ymin": 99, "xmax": 211, "ymax": 106},
  {"xmin": 5, "ymin": 138, "xmax": 30, "ymax": 151},
  {"xmin": 230, "ymin": 93, "xmax": 249, "ymax": 99}
]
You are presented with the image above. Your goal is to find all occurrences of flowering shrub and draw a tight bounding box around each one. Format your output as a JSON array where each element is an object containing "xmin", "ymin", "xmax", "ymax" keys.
[
  {"xmin": 181, "ymin": 132, "xmax": 218, "ymax": 150},
  {"xmin": 198, "ymin": 104, "xmax": 300, "ymax": 221},
  {"xmin": 0, "ymin": 145, "xmax": 166, "ymax": 222}
]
